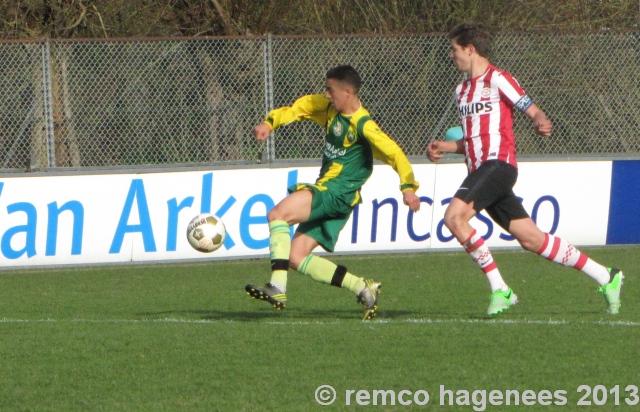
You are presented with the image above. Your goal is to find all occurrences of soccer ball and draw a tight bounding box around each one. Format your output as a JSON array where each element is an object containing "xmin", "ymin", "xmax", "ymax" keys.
[{"xmin": 186, "ymin": 214, "xmax": 226, "ymax": 253}]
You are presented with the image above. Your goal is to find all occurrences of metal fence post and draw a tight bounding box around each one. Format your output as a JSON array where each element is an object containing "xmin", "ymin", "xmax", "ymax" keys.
[
  {"xmin": 263, "ymin": 33, "xmax": 275, "ymax": 162},
  {"xmin": 42, "ymin": 39, "xmax": 56, "ymax": 168}
]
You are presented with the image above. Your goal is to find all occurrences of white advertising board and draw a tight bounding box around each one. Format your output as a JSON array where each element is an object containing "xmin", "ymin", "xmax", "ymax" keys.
[
  {"xmin": 0, "ymin": 160, "xmax": 612, "ymax": 268},
  {"xmin": 425, "ymin": 161, "xmax": 612, "ymax": 249}
]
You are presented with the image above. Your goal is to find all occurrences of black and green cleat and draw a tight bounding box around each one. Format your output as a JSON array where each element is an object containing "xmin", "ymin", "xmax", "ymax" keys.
[
  {"xmin": 245, "ymin": 283, "xmax": 287, "ymax": 310},
  {"xmin": 357, "ymin": 279, "xmax": 381, "ymax": 321}
]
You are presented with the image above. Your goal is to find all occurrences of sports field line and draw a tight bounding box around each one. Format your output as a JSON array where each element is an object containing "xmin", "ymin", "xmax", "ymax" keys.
[{"xmin": 0, "ymin": 317, "xmax": 638, "ymax": 327}]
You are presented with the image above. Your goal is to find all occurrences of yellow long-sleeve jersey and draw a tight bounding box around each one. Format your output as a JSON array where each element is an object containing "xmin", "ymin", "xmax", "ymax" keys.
[{"xmin": 265, "ymin": 94, "xmax": 419, "ymax": 201}]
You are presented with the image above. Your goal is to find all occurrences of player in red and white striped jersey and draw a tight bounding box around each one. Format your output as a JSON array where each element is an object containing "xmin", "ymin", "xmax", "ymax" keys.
[
  {"xmin": 456, "ymin": 63, "xmax": 526, "ymax": 173},
  {"xmin": 427, "ymin": 22, "xmax": 623, "ymax": 316}
]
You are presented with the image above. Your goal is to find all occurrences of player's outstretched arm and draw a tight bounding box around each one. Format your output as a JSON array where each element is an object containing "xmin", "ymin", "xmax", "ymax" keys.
[
  {"xmin": 360, "ymin": 120, "xmax": 419, "ymax": 195},
  {"xmin": 525, "ymin": 104, "xmax": 553, "ymax": 136}
]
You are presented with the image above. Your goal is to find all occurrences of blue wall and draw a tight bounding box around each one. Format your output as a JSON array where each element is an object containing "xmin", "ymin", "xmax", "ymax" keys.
[{"xmin": 607, "ymin": 160, "xmax": 640, "ymax": 244}]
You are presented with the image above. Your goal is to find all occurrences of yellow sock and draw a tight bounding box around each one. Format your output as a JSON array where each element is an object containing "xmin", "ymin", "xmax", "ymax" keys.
[
  {"xmin": 269, "ymin": 220, "xmax": 291, "ymax": 291},
  {"xmin": 341, "ymin": 273, "xmax": 366, "ymax": 294},
  {"xmin": 298, "ymin": 255, "xmax": 334, "ymax": 284},
  {"xmin": 297, "ymin": 255, "xmax": 365, "ymax": 294}
]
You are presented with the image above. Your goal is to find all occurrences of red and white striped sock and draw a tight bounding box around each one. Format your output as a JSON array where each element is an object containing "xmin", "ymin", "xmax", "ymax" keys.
[
  {"xmin": 536, "ymin": 233, "xmax": 610, "ymax": 285},
  {"xmin": 462, "ymin": 229, "xmax": 508, "ymax": 292}
]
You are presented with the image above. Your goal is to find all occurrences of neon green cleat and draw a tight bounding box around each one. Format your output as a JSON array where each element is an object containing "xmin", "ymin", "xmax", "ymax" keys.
[
  {"xmin": 598, "ymin": 268, "xmax": 624, "ymax": 314},
  {"xmin": 357, "ymin": 279, "xmax": 381, "ymax": 321},
  {"xmin": 487, "ymin": 288, "xmax": 518, "ymax": 316},
  {"xmin": 245, "ymin": 283, "xmax": 287, "ymax": 310}
]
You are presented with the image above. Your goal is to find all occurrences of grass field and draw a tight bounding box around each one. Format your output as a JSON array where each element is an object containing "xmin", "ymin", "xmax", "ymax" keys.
[{"xmin": 0, "ymin": 246, "xmax": 638, "ymax": 411}]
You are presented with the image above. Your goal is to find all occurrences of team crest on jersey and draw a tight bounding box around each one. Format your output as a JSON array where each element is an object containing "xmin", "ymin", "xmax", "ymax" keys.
[
  {"xmin": 346, "ymin": 131, "xmax": 356, "ymax": 143},
  {"xmin": 332, "ymin": 121, "xmax": 343, "ymax": 137},
  {"xmin": 481, "ymin": 86, "xmax": 491, "ymax": 98}
]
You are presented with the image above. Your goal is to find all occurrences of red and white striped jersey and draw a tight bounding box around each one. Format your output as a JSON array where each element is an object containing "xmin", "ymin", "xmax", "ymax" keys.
[{"xmin": 456, "ymin": 64, "xmax": 531, "ymax": 173}]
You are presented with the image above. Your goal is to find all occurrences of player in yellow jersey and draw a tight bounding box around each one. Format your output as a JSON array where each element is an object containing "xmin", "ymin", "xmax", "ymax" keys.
[{"xmin": 245, "ymin": 65, "xmax": 421, "ymax": 320}]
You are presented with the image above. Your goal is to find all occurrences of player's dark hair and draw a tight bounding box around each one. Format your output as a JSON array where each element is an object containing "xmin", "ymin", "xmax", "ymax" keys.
[
  {"xmin": 448, "ymin": 21, "xmax": 491, "ymax": 58},
  {"xmin": 326, "ymin": 65, "xmax": 362, "ymax": 94}
]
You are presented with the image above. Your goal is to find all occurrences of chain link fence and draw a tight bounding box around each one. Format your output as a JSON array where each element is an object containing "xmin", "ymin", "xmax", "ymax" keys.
[{"xmin": 0, "ymin": 32, "xmax": 638, "ymax": 173}]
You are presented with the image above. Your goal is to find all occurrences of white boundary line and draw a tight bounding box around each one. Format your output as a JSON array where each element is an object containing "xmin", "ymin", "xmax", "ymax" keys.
[{"xmin": 0, "ymin": 317, "xmax": 638, "ymax": 327}]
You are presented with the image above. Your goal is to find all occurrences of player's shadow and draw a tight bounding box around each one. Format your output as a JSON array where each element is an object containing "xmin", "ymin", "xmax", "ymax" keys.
[
  {"xmin": 137, "ymin": 308, "xmax": 416, "ymax": 322},
  {"xmin": 141, "ymin": 307, "xmax": 607, "ymax": 322},
  {"xmin": 137, "ymin": 309, "xmax": 277, "ymax": 321},
  {"xmin": 429, "ymin": 307, "xmax": 606, "ymax": 320}
]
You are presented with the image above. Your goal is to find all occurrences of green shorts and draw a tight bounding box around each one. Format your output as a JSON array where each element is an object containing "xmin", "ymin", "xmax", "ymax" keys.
[{"xmin": 289, "ymin": 183, "xmax": 358, "ymax": 252}]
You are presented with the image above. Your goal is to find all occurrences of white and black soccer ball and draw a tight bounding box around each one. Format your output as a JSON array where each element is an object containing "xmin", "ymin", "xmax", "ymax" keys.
[{"xmin": 186, "ymin": 214, "xmax": 226, "ymax": 253}]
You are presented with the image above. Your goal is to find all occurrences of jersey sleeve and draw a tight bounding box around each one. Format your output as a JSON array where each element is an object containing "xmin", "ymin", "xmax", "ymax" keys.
[
  {"xmin": 361, "ymin": 120, "xmax": 419, "ymax": 193},
  {"xmin": 496, "ymin": 72, "xmax": 533, "ymax": 112},
  {"xmin": 265, "ymin": 94, "xmax": 330, "ymax": 130}
]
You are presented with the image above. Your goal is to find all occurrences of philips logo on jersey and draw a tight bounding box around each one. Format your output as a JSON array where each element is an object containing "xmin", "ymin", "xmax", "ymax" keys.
[{"xmin": 459, "ymin": 102, "xmax": 493, "ymax": 117}]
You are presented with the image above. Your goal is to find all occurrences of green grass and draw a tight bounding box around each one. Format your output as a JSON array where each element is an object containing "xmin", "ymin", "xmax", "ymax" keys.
[{"xmin": 0, "ymin": 246, "xmax": 638, "ymax": 411}]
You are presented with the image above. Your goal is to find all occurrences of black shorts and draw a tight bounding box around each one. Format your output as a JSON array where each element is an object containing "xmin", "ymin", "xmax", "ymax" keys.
[{"xmin": 453, "ymin": 160, "xmax": 529, "ymax": 230}]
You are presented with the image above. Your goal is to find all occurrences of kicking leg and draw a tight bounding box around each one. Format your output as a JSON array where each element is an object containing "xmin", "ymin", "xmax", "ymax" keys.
[
  {"xmin": 509, "ymin": 218, "xmax": 623, "ymax": 314},
  {"xmin": 290, "ymin": 234, "xmax": 380, "ymax": 321}
]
